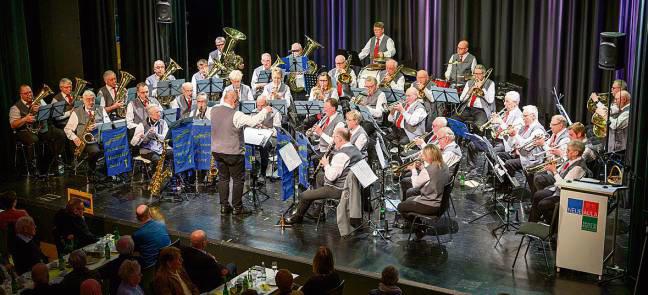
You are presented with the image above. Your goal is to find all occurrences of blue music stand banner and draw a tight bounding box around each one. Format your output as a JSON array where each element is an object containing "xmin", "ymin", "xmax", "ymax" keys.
[
  {"xmin": 171, "ymin": 121, "xmax": 195, "ymax": 173},
  {"xmin": 276, "ymin": 129, "xmax": 294, "ymax": 201},
  {"xmin": 244, "ymin": 145, "xmax": 254, "ymax": 171},
  {"xmin": 102, "ymin": 126, "xmax": 132, "ymax": 176},
  {"xmin": 191, "ymin": 124, "xmax": 211, "ymax": 171},
  {"xmin": 296, "ymin": 132, "xmax": 310, "ymax": 188}
]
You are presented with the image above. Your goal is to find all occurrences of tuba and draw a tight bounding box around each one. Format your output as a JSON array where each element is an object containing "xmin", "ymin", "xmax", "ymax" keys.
[
  {"xmin": 208, "ymin": 27, "xmax": 246, "ymax": 78},
  {"xmin": 270, "ymin": 54, "xmax": 286, "ymax": 69},
  {"xmin": 160, "ymin": 58, "xmax": 182, "ymax": 81},
  {"xmin": 72, "ymin": 77, "xmax": 90, "ymax": 102},
  {"xmin": 288, "ymin": 35, "xmax": 323, "ymax": 92},
  {"xmin": 592, "ymin": 112, "xmax": 607, "ymax": 138},
  {"xmin": 337, "ymin": 54, "xmax": 354, "ymax": 85},
  {"xmin": 26, "ymin": 84, "xmax": 54, "ymax": 134},
  {"xmin": 149, "ymin": 139, "xmax": 172, "ymax": 196},
  {"xmin": 114, "ymin": 71, "xmax": 135, "ymax": 118}
]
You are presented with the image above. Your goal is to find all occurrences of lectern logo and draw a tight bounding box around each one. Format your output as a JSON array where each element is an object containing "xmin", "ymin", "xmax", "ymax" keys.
[{"xmin": 567, "ymin": 198, "xmax": 599, "ymax": 233}]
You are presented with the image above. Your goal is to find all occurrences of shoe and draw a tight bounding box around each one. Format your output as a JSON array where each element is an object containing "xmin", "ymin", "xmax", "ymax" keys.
[
  {"xmin": 284, "ymin": 215, "xmax": 303, "ymax": 225},
  {"xmin": 221, "ymin": 205, "xmax": 233, "ymax": 214},
  {"xmin": 232, "ymin": 207, "xmax": 252, "ymax": 215},
  {"xmin": 414, "ymin": 228, "xmax": 426, "ymax": 240},
  {"xmin": 258, "ymin": 174, "xmax": 266, "ymax": 183}
]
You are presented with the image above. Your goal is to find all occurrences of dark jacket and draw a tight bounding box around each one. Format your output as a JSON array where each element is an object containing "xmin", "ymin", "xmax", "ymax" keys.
[
  {"xmin": 152, "ymin": 269, "xmax": 200, "ymax": 295},
  {"xmin": 99, "ymin": 254, "xmax": 145, "ymax": 295},
  {"xmin": 368, "ymin": 283, "xmax": 402, "ymax": 295},
  {"xmin": 53, "ymin": 209, "xmax": 98, "ymax": 249},
  {"xmin": 180, "ymin": 246, "xmax": 226, "ymax": 293},
  {"xmin": 58, "ymin": 267, "xmax": 101, "ymax": 295},
  {"xmin": 300, "ymin": 272, "xmax": 341, "ymax": 295},
  {"xmin": 19, "ymin": 283, "xmax": 61, "ymax": 295},
  {"xmin": 13, "ymin": 235, "xmax": 47, "ymax": 275}
]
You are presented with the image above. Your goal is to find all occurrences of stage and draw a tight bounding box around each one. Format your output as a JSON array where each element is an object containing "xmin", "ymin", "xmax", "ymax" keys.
[{"xmin": 1, "ymin": 165, "xmax": 630, "ymax": 294}]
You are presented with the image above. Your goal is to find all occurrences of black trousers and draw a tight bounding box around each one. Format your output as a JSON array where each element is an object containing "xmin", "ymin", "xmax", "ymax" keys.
[
  {"xmin": 15, "ymin": 127, "xmax": 65, "ymax": 174},
  {"xmin": 451, "ymin": 106, "xmax": 488, "ymax": 129},
  {"xmin": 258, "ymin": 139, "xmax": 275, "ymax": 177},
  {"xmin": 294, "ymin": 185, "xmax": 343, "ymax": 217},
  {"xmin": 83, "ymin": 143, "xmax": 102, "ymax": 171},
  {"xmin": 467, "ymin": 139, "xmax": 505, "ymax": 169},
  {"xmin": 397, "ymin": 197, "xmax": 441, "ymax": 221},
  {"xmin": 529, "ymin": 189, "xmax": 558, "ymax": 223},
  {"xmin": 533, "ymin": 172, "xmax": 556, "ymax": 192},
  {"xmin": 214, "ymin": 153, "xmax": 245, "ymax": 209}
]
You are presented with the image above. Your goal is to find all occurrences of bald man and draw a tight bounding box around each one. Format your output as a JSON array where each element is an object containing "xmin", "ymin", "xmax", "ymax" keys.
[
  {"xmin": 596, "ymin": 90, "xmax": 631, "ymax": 152},
  {"xmin": 170, "ymin": 82, "xmax": 197, "ymax": 119},
  {"xmin": 377, "ymin": 59, "xmax": 405, "ymax": 91},
  {"xmin": 409, "ymin": 70, "xmax": 438, "ymax": 130},
  {"xmin": 181, "ymin": 230, "xmax": 236, "ymax": 293},
  {"xmin": 132, "ymin": 204, "xmax": 171, "ymax": 268},
  {"xmin": 251, "ymin": 53, "xmax": 285, "ymax": 96},
  {"xmin": 145, "ymin": 60, "xmax": 176, "ymax": 94},
  {"xmin": 444, "ymin": 40, "xmax": 477, "ymax": 82},
  {"xmin": 328, "ymin": 55, "xmax": 357, "ymax": 96}
]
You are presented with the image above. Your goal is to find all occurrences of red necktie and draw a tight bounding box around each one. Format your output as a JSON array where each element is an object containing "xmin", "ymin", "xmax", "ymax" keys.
[
  {"xmin": 143, "ymin": 100, "xmax": 148, "ymax": 108},
  {"xmin": 469, "ymin": 94, "xmax": 478, "ymax": 108},
  {"xmin": 337, "ymin": 82, "xmax": 343, "ymax": 97},
  {"xmin": 373, "ymin": 38, "xmax": 380, "ymax": 58},
  {"xmin": 550, "ymin": 134, "xmax": 557, "ymax": 146},
  {"xmin": 67, "ymin": 94, "xmax": 73, "ymax": 104},
  {"xmin": 561, "ymin": 162, "xmax": 571, "ymax": 173},
  {"xmin": 186, "ymin": 97, "xmax": 192, "ymax": 110},
  {"xmin": 396, "ymin": 103, "xmax": 410, "ymax": 128},
  {"xmin": 322, "ymin": 117, "xmax": 331, "ymax": 130}
]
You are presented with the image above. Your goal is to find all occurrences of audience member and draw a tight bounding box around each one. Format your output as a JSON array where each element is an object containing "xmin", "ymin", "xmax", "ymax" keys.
[
  {"xmin": 13, "ymin": 216, "xmax": 47, "ymax": 275},
  {"xmin": 153, "ymin": 246, "xmax": 199, "ymax": 295},
  {"xmin": 116, "ymin": 259, "xmax": 145, "ymax": 295},
  {"xmin": 20, "ymin": 263, "xmax": 60, "ymax": 294},
  {"xmin": 368, "ymin": 265, "xmax": 402, "ymax": 295},
  {"xmin": 79, "ymin": 278, "xmax": 103, "ymax": 295},
  {"xmin": 300, "ymin": 246, "xmax": 341, "ymax": 295},
  {"xmin": 181, "ymin": 229, "xmax": 235, "ymax": 293},
  {"xmin": 241, "ymin": 290, "xmax": 259, "ymax": 295},
  {"xmin": 132, "ymin": 204, "xmax": 171, "ymax": 268},
  {"xmin": 58, "ymin": 249, "xmax": 101, "ymax": 295},
  {"xmin": 54, "ymin": 198, "xmax": 98, "ymax": 249},
  {"xmin": 100, "ymin": 235, "xmax": 145, "ymax": 294},
  {"xmin": 275, "ymin": 269, "xmax": 303, "ymax": 295},
  {"xmin": 0, "ymin": 191, "xmax": 28, "ymax": 230}
]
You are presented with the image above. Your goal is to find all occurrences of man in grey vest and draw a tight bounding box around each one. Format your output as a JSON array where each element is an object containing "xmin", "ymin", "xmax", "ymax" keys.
[
  {"xmin": 444, "ymin": 40, "xmax": 477, "ymax": 82},
  {"xmin": 130, "ymin": 105, "xmax": 169, "ymax": 168},
  {"xmin": 126, "ymin": 83, "xmax": 161, "ymax": 140},
  {"xmin": 452, "ymin": 64, "xmax": 495, "ymax": 128},
  {"xmin": 207, "ymin": 37, "xmax": 226, "ymax": 71},
  {"xmin": 64, "ymin": 90, "xmax": 110, "ymax": 179},
  {"xmin": 255, "ymin": 95, "xmax": 282, "ymax": 182},
  {"xmin": 285, "ymin": 128, "xmax": 363, "ymax": 224},
  {"xmin": 211, "ymin": 90, "xmax": 273, "ymax": 215},
  {"xmin": 170, "ymin": 82, "xmax": 196, "ymax": 119},
  {"xmin": 328, "ymin": 55, "xmax": 357, "ymax": 96},
  {"xmin": 388, "ymin": 88, "xmax": 427, "ymax": 143},
  {"xmin": 96, "ymin": 70, "xmax": 124, "ymax": 119},
  {"xmin": 377, "ymin": 59, "xmax": 405, "ymax": 91},
  {"xmin": 145, "ymin": 60, "xmax": 176, "ymax": 97},
  {"xmin": 531, "ymin": 115, "xmax": 571, "ymax": 194},
  {"xmin": 596, "ymin": 90, "xmax": 630, "ymax": 153},
  {"xmin": 312, "ymin": 98, "xmax": 345, "ymax": 154},
  {"xmin": 358, "ymin": 21, "xmax": 396, "ymax": 62},
  {"xmin": 409, "ymin": 70, "xmax": 437, "ymax": 131},
  {"xmin": 50, "ymin": 78, "xmax": 76, "ymax": 128},
  {"xmin": 358, "ymin": 77, "xmax": 387, "ymax": 119},
  {"xmin": 191, "ymin": 59, "xmax": 209, "ymax": 98},
  {"xmin": 9, "ymin": 84, "xmax": 66, "ymax": 176},
  {"xmin": 530, "ymin": 141, "xmax": 589, "ymax": 223}
]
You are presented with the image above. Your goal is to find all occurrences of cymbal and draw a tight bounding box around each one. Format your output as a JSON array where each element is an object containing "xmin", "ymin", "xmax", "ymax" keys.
[
  {"xmin": 372, "ymin": 56, "xmax": 387, "ymax": 63},
  {"xmin": 401, "ymin": 67, "xmax": 417, "ymax": 77},
  {"xmin": 365, "ymin": 63, "xmax": 385, "ymax": 71},
  {"xmin": 445, "ymin": 61, "xmax": 463, "ymax": 65}
]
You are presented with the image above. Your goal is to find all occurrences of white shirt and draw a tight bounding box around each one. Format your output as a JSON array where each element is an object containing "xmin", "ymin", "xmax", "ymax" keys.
[
  {"xmin": 441, "ymin": 142, "xmax": 461, "ymax": 168},
  {"xmin": 387, "ymin": 103, "xmax": 427, "ymax": 127},
  {"xmin": 318, "ymin": 112, "xmax": 346, "ymax": 148},
  {"xmin": 169, "ymin": 94, "xmax": 196, "ymax": 110},
  {"xmin": 349, "ymin": 126, "xmax": 368, "ymax": 151},
  {"xmin": 126, "ymin": 98, "xmax": 160, "ymax": 129},
  {"xmin": 98, "ymin": 85, "xmax": 117, "ymax": 107},
  {"xmin": 444, "ymin": 53, "xmax": 477, "ymax": 80},
  {"xmin": 410, "ymin": 162, "xmax": 431, "ymax": 189},
  {"xmin": 221, "ymin": 102, "xmax": 270, "ymax": 129},
  {"xmin": 64, "ymin": 107, "xmax": 111, "ymax": 141},
  {"xmin": 550, "ymin": 157, "xmax": 586, "ymax": 191},
  {"xmin": 130, "ymin": 118, "xmax": 169, "ymax": 149},
  {"xmin": 224, "ymin": 84, "xmax": 254, "ymax": 101},
  {"xmin": 261, "ymin": 83, "xmax": 292, "ymax": 107},
  {"xmin": 191, "ymin": 71, "xmax": 208, "ymax": 98},
  {"xmin": 358, "ymin": 35, "xmax": 396, "ymax": 60},
  {"xmin": 459, "ymin": 81, "xmax": 495, "ymax": 109},
  {"xmin": 323, "ymin": 143, "xmax": 354, "ymax": 182},
  {"xmin": 609, "ymin": 104, "xmax": 629, "ymax": 130},
  {"xmin": 308, "ymin": 87, "xmax": 338, "ymax": 101},
  {"xmin": 190, "ymin": 106, "xmax": 212, "ymax": 121},
  {"xmin": 377, "ymin": 72, "xmax": 405, "ymax": 91}
]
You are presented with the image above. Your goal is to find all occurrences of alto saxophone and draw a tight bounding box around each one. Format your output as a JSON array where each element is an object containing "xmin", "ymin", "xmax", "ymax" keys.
[
  {"xmin": 149, "ymin": 139, "xmax": 172, "ymax": 196},
  {"xmin": 207, "ymin": 155, "xmax": 218, "ymax": 183}
]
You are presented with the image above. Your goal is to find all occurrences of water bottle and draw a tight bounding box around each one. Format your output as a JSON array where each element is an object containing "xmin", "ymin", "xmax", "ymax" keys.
[
  {"xmin": 260, "ymin": 262, "xmax": 267, "ymax": 282},
  {"xmin": 222, "ymin": 277, "xmax": 230, "ymax": 295},
  {"xmin": 459, "ymin": 172, "xmax": 465, "ymax": 188},
  {"xmin": 10, "ymin": 273, "xmax": 18, "ymax": 293},
  {"xmin": 104, "ymin": 241, "xmax": 111, "ymax": 259}
]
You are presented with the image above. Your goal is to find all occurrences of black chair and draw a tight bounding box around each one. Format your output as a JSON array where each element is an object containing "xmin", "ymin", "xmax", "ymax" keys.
[
  {"xmin": 326, "ymin": 279, "xmax": 345, "ymax": 295},
  {"xmin": 448, "ymin": 162, "xmax": 461, "ymax": 216},
  {"xmin": 407, "ymin": 179, "xmax": 455, "ymax": 244},
  {"xmin": 511, "ymin": 203, "xmax": 559, "ymax": 274}
]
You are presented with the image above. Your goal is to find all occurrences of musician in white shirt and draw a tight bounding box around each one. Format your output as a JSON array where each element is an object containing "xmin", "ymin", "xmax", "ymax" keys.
[
  {"xmin": 223, "ymin": 70, "xmax": 253, "ymax": 101},
  {"xmin": 309, "ymin": 72, "xmax": 338, "ymax": 101},
  {"xmin": 190, "ymin": 92, "xmax": 212, "ymax": 121},
  {"xmin": 358, "ymin": 21, "xmax": 396, "ymax": 61},
  {"xmin": 262, "ymin": 68, "xmax": 292, "ymax": 107}
]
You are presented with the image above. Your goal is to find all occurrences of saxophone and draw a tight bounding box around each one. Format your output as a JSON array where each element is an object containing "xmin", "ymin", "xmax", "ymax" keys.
[
  {"xmin": 149, "ymin": 139, "xmax": 172, "ymax": 196},
  {"xmin": 207, "ymin": 155, "xmax": 218, "ymax": 183},
  {"xmin": 74, "ymin": 111, "xmax": 96, "ymax": 158}
]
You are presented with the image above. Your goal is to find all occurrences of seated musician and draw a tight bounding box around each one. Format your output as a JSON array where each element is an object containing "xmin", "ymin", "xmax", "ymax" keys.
[
  {"xmin": 251, "ymin": 53, "xmax": 284, "ymax": 97},
  {"xmin": 96, "ymin": 70, "xmax": 124, "ymax": 118},
  {"xmin": 126, "ymin": 83, "xmax": 161, "ymax": 139},
  {"xmin": 207, "ymin": 36, "xmax": 226, "ymax": 71},
  {"xmin": 595, "ymin": 90, "xmax": 630, "ymax": 153},
  {"xmin": 51, "ymin": 78, "xmax": 76, "ymax": 128},
  {"xmin": 531, "ymin": 115, "xmax": 571, "ymax": 194},
  {"xmin": 191, "ymin": 59, "xmax": 209, "ymax": 98},
  {"xmin": 279, "ymin": 43, "xmax": 309, "ymax": 92},
  {"xmin": 387, "ymin": 88, "xmax": 427, "ymax": 144},
  {"xmin": 190, "ymin": 92, "xmax": 212, "ymax": 121},
  {"xmin": 170, "ymin": 82, "xmax": 196, "ymax": 119},
  {"xmin": 309, "ymin": 72, "xmax": 338, "ymax": 101},
  {"xmin": 396, "ymin": 144, "xmax": 450, "ymax": 238},
  {"xmin": 256, "ymin": 95, "xmax": 282, "ymax": 182},
  {"xmin": 409, "ymin": 70, "xmax": 437, "ymax": 130},
  {"xmin": 566, "ymin": 122, "xmax": 596, "ymax": 163},
  {"xmin": 130, "ymin": 105, "xmax": 169, "ymax": 168},
  {"xmin": 377, "ymin": 59, "xmax": 405, "ymax": 91},
  {"xmin": 452, "ymin": 64, "xmax": 495, "ymax": 128},
  {"xmin": 64, "ymin": 90, "xmax": 111, "ymax": 180},
  {"xmin": 444, "ymin": 40, "xmax": 477, "ymax": 82},
  {"xmin": 224, "ymin": 70, "xmax": 254, "ymax": 101},
  {"xmin": 358, "ymin": 21, "xmax": 396, "ymax": 62},
  {"xmin": 262, "ymin": 68, "xmax": 293, "ymax": 107},
  {"xmin": 357, "ymin": 77, "xmax": 387, "ymax": 119},
  {"xmin": 9, "ymin": 84, "xmax": 66, "ymax": 175},
  {"xmin": 529, "ymin": 141, "xmax": 589, "ymax": 223},
  {"xmin": 329, "ymin": 55, "xmax": 357, "ymax": 96},
  {"xmin": 413, "ymin": 117, "xmax": 447, "ymax": 149},
  {"xmin": 312, "ymin": 98, "xmax": 346, "ymax": 155},
  {"xmin": 285, "ymin": 128, "xmax": 364, "ymax": 224},
  {"xmin": 345, "ymin": 110, "xmax": 368, "ymax": 156},
  {"xmin": 145, "ymin": 60, "xmax": 176, "ymax": 95},
  {"xmin": 497, "ymin": 105, "xmax": 546, "ymax": 185}
]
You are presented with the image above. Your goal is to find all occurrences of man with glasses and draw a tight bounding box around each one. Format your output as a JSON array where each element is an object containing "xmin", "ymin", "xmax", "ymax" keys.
[
  {"xmin": 251, "ymin": 53, "xmax": 284, "ymax": 97},
  {"xmin": 452, "ymin": 64, "xmax": 495, "ymax": 128},
  {"xmin": 328, "ymin": 55, "xmax": 357, "ymax": 96},
  {"xmin": 357, "ymin": 77, "xmax": 387, "ymax": 119},
  {"xmin": 208, "ymin": 36, "xmax": 226, "ymax": 71},
  {"xmin": 388, "ymin": 88, "xmax": 427, "ymax": 142},
  {"xmin": 262, "ymin": 68, "xmax": 293, "ymax": 106},
  {"xmin": 145, "ymin": 60, "xmax": 176, "ymax": 97},
  {"xmin": 444, "ymin": 40, "xmax": 477, "ymax": 82},
  {"xmin": 530, "ymin": 115, "xmax": 570, "ymax": 195},
  {"xmin": 358, "ymin": 21, "xmax": 396, "ymax": 62}
]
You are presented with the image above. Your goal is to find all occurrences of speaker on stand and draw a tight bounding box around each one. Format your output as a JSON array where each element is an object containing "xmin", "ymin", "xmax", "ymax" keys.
[{"xmin": 156, "ymin": 0, "xmax": 173, "ymax": 61}]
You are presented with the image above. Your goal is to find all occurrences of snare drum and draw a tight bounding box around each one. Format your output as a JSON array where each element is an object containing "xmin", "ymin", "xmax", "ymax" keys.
[
  {"xmin": 432, "ymin": 78, "xmax": 450, "ymax": 88},
  {"xmin": 357, "ymin": 68, "xmax": 380, "ymax": 88}
]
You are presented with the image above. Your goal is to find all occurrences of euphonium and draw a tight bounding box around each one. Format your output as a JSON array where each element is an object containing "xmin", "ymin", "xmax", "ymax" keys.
[
  {"xmin": 380, "ymin": 65, "xmax": 403, "ymax": 88},
  {"xmin": 161, "ymin": 58, "xmax": 182, "ymax": 81},
  {"xmin": 74, "ymin": 111, "xmax": 96, "ymax": 158},
  {"xmin": 26, "ymin": 84, "xmax": 54, "ymax": 134},
  {"xmin": 72, "ymin": 77, "xmax": 90, "ymax": 102},
  {"xmin": 115, "ymin": 71, "xmax": 135, "ymax": 118},
  {"xmin": 149, "ymin": 139, "xmax": 172, "ymax": 196},
  {"xmin": 208, "ymin": 27, "xmax": 247, "ymax": 78},
  {"xmin": 337, "ymin": 54, "xmax": 354, "ymax": 85},
  {"xmin": 270, "ymin": 54, "xmax": 285, "ymax": 69}
]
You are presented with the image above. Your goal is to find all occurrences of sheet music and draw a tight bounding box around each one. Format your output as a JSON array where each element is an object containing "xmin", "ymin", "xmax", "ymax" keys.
[
  {"xmin": 350, "ymin": 160, "xmax": 378, "ymax": 188},
  {"xmin": 375, "ymin": 140, "xmax": 387, "ymax": 169},
  {"xmin": 244, "ymin": 127, "xmax": 273, "ymax": 146},
  {"xmin": 279, "ymin": 143, "xmax": 302, "ymax": 172}
]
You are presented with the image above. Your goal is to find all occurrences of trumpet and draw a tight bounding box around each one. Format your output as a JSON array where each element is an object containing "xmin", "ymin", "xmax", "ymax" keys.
[
  {"xmin": 525, "ymin": 157, "xmax": 565, "ymax": 174},
  {"xmin": 391, "ymin": 158, "xmax": 422, "ymax": 177},
  {"xmin": 515, "ymin": 134, "xmax": 549, "ymax": 152},
  {"xmin": 403, "ymin": 130, "xmax": 434, "ymax": 151},
  {"xmin": 479, "ymin": 108, "xmax": 506, "ymax": 132},
  {"xmin": 384, "ymin": 101, "xmax": 402, "ymax": 113}
]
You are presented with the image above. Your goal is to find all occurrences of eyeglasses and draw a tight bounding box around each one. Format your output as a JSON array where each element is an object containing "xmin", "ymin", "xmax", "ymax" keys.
[
  {"xmin": 318, "ymin": 80, "xmax": 328, "ymax": 82},
  {"xmin": 216, "ymin": 43, "xmax": 225, "ymax": 46},
  {"xmin": 335, "ymin": 62, "xmax": 344, "ymax": 64},
  {"xmin": 457, "ymin": 47, "xmax": 468, "ymax": 50}
]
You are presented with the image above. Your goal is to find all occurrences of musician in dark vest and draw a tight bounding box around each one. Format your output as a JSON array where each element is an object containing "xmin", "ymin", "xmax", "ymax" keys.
[
  {"xmin": 452, "ymin": 64, "xmax": 495, "ymax": 128},
  {"xmin": 345, "ymin": 110, "xmax": 368, "ymax": 157},
  {"xmin": 126, "ymin": 83, "xmax": 161, "ymax": 139},
  {"xmin": 211, "ymin": 90, "xmax": 273, "ymax": 215},
  {"xmin": 9, "ymin": 84, "xmax": 66, "ymax": 175},
  {"xmin": 251, "ymin": 53, "xmax": 284, "ymax": 97},
  {"xmin": 255, "ymin": 95, "xmax": 282, "ymax": 183},
  {"xmin": 130, "ymin": 105, "xmax": 169, "ymax": 168},
  {"xmin": 328, "ymin": 55, "xmax": 357, "ymax": 95},
  {"xmin": 96, "ymin": 70, "xmax": 124, "ymax": 118},
  {"xmin": 409, "ymin": 70, "xmax": 437, "ymax": 129},
  {"xmin": 358, "ymin": 77, "xmax": 387, "ymax": 119},
  {"xmin": 170, "ymin": 82, "xmax": 196, "ymax": 119},
  {"xmin": 444, "ymin": 40, "xmax": 477, "ymax": 82},
  {"xmin": 312, "ymin": 98, "xmax": 345, "ymax": 154},
  {"xmin": 531, "ymin": 115, "xmax": 571, "ymax": 195},
  {"xmin": 50, "ymin": 78, "xmax": 75, "ymax": 128},
  {"xmin": 64, "ymin": 91, "xmax": 110, "ymax": 178},
  {"xmin": 285, "ymin": 128, "xmax": 363, "ymax": 224},
  {"xmin": 358, "ymin": 21, "xmax": 396, "ymax": 62},
  {"xmin": 388, "ymin": 88, "xmax": 427, "ymax": 143},
  {"xmin": 529, "ymin": 141, "xmax": 589, "ymax": 223},
  {"xmin": 223, "ymin": 70, "xmax": 254, "ymax": 101}
]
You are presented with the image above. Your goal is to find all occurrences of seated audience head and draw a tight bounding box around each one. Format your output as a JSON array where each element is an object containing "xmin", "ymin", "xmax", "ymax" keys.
[
  {"xmin": 422, "ymin": 144, "xmax": 443, "ymax": 167},
  {"xmin": 68, "ymin": 249, "xmax": 87, "ymax": 270},
  {"xmin": 381, "ymin": 265, "xmax": 399, "ymax": 286},
  {"xmin": 116, "ymin": 235, "xmax": 135, "ymax": 256},
  {"xmin": 119, "ymin": 259, "xmax": 142, "ymax": 287},
  {"xmin": 66, "ymin": 197, "xmax": 86, "ymax": 217},
  {"xmin": 312, "ymin": 246, "xmax": 335, "ymax": 275},
  {"xmin": 275, "ymin": 269, "xmax": 295, "ymax": 293},
  {"xmin": 135, "ymin": 204, "xmax": 151, "ymax": 223},
  {"xmin": 190, "ymin": 229, "xmax": 208, "ymax": 250},
  {"xmin": 31, "ymin": 263, "xmax": 49, "ymax": 286},
  {"xmin": 0, "ymin": 191, "xmax": 18, "ymax": 210},
  {"xmin": 158, "ymin": 246, "xmax": 183, "ymax": 273},
  {"xmin": 79, "ymin": 278, "xmax": 102, "ymax": 295},
  {"xmin": 15, "ymin": 216, "xmax": 36, "ymax": 237}
]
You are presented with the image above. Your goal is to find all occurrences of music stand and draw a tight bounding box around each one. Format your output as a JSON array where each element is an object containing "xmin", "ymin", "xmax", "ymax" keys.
[
  {"xmin": 157, "ymin": 79, "xmax": 185, "ymax": 97},
  {"xmin": 240, "ymin": 101, "xmax": 257, "ymax": 114},
  {"xmin": 258, "ymin": 70, "xmax": 271, "ymax": 84},
  {"xmin": 304, "ymin": 74, "xmax": 318, "ymax": 95},
  {"xmin": 350, "ymin": 87, "xmax": 367, "ymax": 98},
  {"xmin": 243, "ymin": 130, "xmax": 274, "ymax": 210},
  {"xmin": 196, "ymin": 77, "xmax": 225, "ymax": 96},
  {"xmin": 294, "ymin": 101, "xmax": 322, "ymax": 116},
  {"xmin": 381, "ymin": 88, "xmax": 405, "ymax": 104},
  {"xmin": 37, "ymin": 104, "xmax": 52, "ymax": 123},
  {"xmin": 552, "ymin": 86, "xmax": 572, "ymax": 126},
  {"xmin": 163, "ymin": 108, "xmax": 180, "ymax": 126},
  {"xmin": 126, "ymin": 87, "xmax": 137, "ymax": 103},
  {"xmin": 284, "ymin": 56, "xmax": 306, "ymax": 73}
]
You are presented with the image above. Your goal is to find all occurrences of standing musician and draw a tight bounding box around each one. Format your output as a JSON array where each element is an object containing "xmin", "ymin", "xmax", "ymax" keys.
[
  {"xmin": 285, "ymin": 128, "xmax": 363, "ymax": 225},
  {"xmin": 453, "ymin": 64, "xmax": 495, "ymax": 127},
  {"xmin": 191, "ymin": 59, "xmax": 209, "ymax": 98},
  {"xmin": 64, "ymin": 90, "xmax": 110, "ymax": 179},
  {"xmin": 358, "ymin": 21, "xmax": 396, "ymax": 62},
  {"xmin": 251, "ymin": 53, "xmax": 284, "ymax": 97},
  {"xmin": 223, "ymin": 70, "xmax": 254, "ymax": 101},
  {"xmin": 529, "ymin": 141, "xmax": 589, "ymax": 223},
  {"xmin": 170, "ymin": 82, "xmax": 196, "ymax": 119},
  {"xmin": 312, "ymin": 98, "xmax": 346, "ymax": 154},
  {"xmin": 255, "ymin": 95, "xmax": 282, "ymax": 182},
  {"xmin": 530, "ymin": 115, "xmax": 571, "ymax": 194},
  {"xmin": 51, "ymin": 78, "xmax": 75, "ymax": 127},
  {"xmin": 328, "ymin": 55, "xmax": 357, "ymax": 96},
  {"xmin": 9, "ymin": 84, "xmax": 66, "ymax": 175},
  {"xmin": 97, "ymin": 70, "xmax": 124, "ymax": 118},
  {"xmin": 444, "ymin": 40, "xmax": 477, "ymax": 82},
  {"xmin": 377, "ymin": 59, "xmax": 405, "ymax": 91},
  {"xmin": 130, "ymin": 105, "xmax": 169, "ymax": 169},
  {"xmin": 190, "ymin": 92, "xmax": 212, "ymax": 121},
  {"xmin": 262, "ymin": 68, "xmax": 293, "ymax": 106},
  {"xmin": 596, "ymin": 90, "xmax": 631, "ymax": 153},
  {"xmin": 357, "ymin": 77, "xmax": 387, "ymax": 119},
  {"xmin": 211, "ymin": 90, "xmax": 273, "ymax": 215},
  {"xmin": 145, "ymin": 60, "xmax": 176, "ymax": 95},
  {"xmin": 207, "ymin": 36, "xmax": 226, "ymax": 71},
  {"xmin": 589, "ymin": 79, "xmax": 626, "ymax": 110},
  {"xmin": 388, "ymin": 88, "xmax": 427, "ymax": 143},
  {"xmin": 566, "ymin": 122, "xmax": 596, "ymax": 163},
  {"xmin": 126, "ymin": 83, "xmax": 161, "ymax": 139},
  {"xmin": 413, "ymin": 117, "xmax": 447, "ymax": 149},
  {"xmin": 309, "ymin": 72, "xmax": 338, "ymax": 101},
  {"xmin": 345, "ymin": 110, "xmax": 368, "ymax": 157}
]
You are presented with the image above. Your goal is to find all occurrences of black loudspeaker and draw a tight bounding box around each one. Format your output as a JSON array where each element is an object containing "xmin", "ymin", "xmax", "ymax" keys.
[
  {"xmin": 598, "ymin": 32, "xmax": 626, "ymax": 70},
  {"xmin": 156, "ymin": 0, "xmax": 173, "ymax": 23}
]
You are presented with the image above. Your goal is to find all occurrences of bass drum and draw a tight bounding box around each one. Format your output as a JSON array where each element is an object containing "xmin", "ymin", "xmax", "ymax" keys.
[{"xmin": 357, "ymin": 68, "xmax": 380, "ymax": 88}]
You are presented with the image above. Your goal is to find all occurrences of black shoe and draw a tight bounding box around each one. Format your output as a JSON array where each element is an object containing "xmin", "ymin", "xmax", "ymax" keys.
[
  {"xmin": 221, "ymin": 205, "xmax": 233, "ymax": 214},
  {"xmin": 284, "ymin": 215, "xmax": 303, "ymax": 225},
  {"xmin": 414, "ymin": 228, "xmax": 426, "ymax": 240},
  {"xmin": 232, "ymin": 207, "xmax": 252, "ymax": 215},
  {"xmin": 258, "ymin": 174, "xmax": 266, "ymax": 183}
]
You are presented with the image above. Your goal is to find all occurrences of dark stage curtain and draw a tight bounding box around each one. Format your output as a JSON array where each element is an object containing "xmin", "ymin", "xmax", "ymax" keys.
[{"xmin": 78, "ymin": 0, "xmax": 118, "ymax": 87}]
